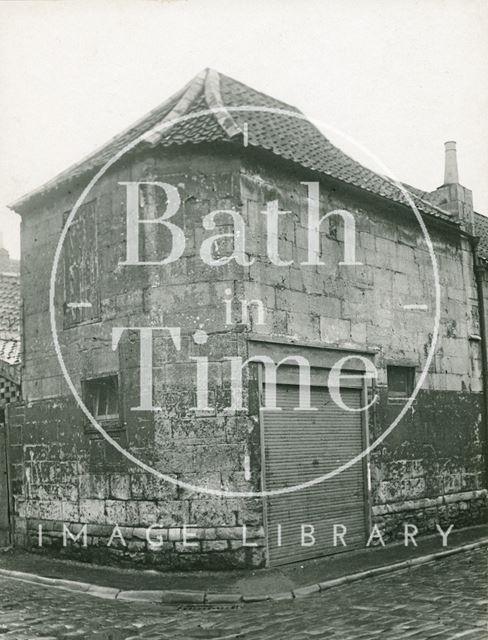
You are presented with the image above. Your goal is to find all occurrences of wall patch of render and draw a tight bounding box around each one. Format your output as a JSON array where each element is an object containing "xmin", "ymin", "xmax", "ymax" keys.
[{"xmin": 370, "ymin": 389, "xmax": 487, "ymax": 540}]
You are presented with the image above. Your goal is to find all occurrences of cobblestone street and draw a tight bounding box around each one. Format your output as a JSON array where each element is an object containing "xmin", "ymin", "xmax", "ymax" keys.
[{"xmin": 0, "ymin": 549, "xmax": 486, "ymax": 639}]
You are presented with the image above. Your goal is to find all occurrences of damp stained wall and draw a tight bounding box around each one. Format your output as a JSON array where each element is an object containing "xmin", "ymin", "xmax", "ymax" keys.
[{"xmin": 7, "ymin": 142, "xmax": 487, "ymax": 568}]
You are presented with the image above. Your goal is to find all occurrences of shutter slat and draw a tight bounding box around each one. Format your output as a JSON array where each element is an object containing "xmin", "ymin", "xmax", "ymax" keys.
[{"xmin": 263, "ymin": 383, "xmax": 367, "ymax": 566}]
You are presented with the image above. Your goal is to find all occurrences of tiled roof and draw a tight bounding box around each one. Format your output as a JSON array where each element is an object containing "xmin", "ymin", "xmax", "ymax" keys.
[
  {"xmin": 11, "ymin": 69, "xmax": 455, "ymax": 225},
  {"xmin": 0, "ymin": 339, "xmax": 20, "ymax": 366},
  {"xmin": 475, "ymin": 212, "xmax": 488, "ymax": 261},
  {"xmin": 0, "ymin": 271, "xmax": 21, "ymax": 365},
  {"xmin": 401, "ymin": 183, "xmax": 427, "ymax": 199}
]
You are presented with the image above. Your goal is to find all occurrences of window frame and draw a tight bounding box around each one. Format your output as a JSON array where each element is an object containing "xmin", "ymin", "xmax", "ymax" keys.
[
  {"xmin": 82, "ymin": 373, "xmax": 122, "ymax": 433},
  {"xmin": 387, "ymin": 365, "xmax": 415, "ymax": 402}
]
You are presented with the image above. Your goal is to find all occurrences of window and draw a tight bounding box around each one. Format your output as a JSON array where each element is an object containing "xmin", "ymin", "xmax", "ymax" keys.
[
  {"xmin": 387, "ymin": 366, "xmax": 414, "ymax": 399},
  {"xmin": 82, "ymin": 375, "xmax": 120, "ymax": 425}
]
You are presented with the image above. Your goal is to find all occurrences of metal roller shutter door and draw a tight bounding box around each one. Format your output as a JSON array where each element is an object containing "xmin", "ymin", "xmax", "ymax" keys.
[{"xmin": 263, "ymin": 383, "xmax": 367, "ymax": 566}]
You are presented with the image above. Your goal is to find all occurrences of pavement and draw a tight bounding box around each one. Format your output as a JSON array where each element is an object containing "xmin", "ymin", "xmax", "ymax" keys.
[
  {"xmin": 0, "ymin": 546, "xmax": 486, "ymax": 639},
  {"xmin": 0, "ymin": 523, "xmax": 487, "ymax": 604}
]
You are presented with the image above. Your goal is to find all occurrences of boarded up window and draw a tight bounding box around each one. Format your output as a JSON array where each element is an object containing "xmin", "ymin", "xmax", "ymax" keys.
[
  {"xmin": 387, "ymin": 365, "xmax": 415, "ymax": 399},
  {"xmin": 63, "ymin": 201, "xmax": 100, "ymax": 327}
]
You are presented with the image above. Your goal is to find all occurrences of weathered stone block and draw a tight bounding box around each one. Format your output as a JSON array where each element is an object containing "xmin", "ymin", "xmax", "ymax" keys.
[
  {"xmin": 79, "ymin": 499, "xmax": 106, "ymax": 524},
  {"xmin": 61, "ymin": 501, "xmax": 79, "ymax": 521},
  {"xmin": 174, "ymin": 541, "xmax": 201, "ymax": 553},
  {"xmin": 136, "ymin": 501, "xmax": 159, "ymax": 525},
  {"xmin": 105, "ymin": 500, "xmax": 128, "ymax": 525},
  {"xmin": 319, "ymin": 316, "xmax": 351, "ymax": 343},
  {"xmin": 109, "ymin": 474, "xmax": 131, "ymax": 500},
  {"xmin": 201, "ymin": 540, "xmax": 228, "ymax": 552}
]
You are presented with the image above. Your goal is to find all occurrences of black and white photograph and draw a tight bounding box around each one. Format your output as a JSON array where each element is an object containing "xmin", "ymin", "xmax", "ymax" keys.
[{"xmin": 0, "ymin": 0, "xmax": 487, "ymax": 638}]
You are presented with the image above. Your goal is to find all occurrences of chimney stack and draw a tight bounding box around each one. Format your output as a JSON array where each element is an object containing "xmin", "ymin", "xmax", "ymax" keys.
[
  {"xmin": 424, "ymin": 141, "xmax": 474, "ymax": 232},
  {"xmin": 444, "ymin": 141, "xmax": 459, "ymax": 185}
]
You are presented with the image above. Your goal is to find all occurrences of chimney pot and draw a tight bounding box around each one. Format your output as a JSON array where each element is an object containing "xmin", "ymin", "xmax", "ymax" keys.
[{"xmin": 444, "ymin": 140, "xmax": 459, "ymax": 185}]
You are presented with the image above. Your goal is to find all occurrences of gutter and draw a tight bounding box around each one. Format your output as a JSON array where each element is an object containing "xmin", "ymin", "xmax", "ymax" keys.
[{"xmin": 0, "ymin": 537, "xmax": 487, "ymax": 604}]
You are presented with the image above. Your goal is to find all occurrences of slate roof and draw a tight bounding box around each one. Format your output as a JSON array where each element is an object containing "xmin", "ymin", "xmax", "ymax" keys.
[
  {"xmin": 0, "ymin": 271, "xmax": 21, "ymax": 365},
  {"xmin": 11, "ymin": 69, "xmax": 455, "ymax": 225}
]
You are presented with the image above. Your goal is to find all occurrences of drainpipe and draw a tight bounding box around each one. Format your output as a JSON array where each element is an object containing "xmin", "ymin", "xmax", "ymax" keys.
[{"xmin": 472, "ymin": 237, "xmax": 488, "ymax": 486}]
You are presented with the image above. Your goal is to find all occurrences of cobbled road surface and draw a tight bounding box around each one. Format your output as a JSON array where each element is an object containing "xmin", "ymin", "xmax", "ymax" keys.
[{"xmin": 0, "ymin": 548, "xmax": 486, "ymax": 639}]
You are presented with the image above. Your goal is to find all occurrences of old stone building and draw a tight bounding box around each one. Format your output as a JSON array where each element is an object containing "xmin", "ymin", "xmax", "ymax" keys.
[
  {"xmin": 0, "ymin": 236, "xmax": 21, "ymax": 546},
  {"xmin": 5, "ymin": 69, "xmax": 488, "ymax": 568}
]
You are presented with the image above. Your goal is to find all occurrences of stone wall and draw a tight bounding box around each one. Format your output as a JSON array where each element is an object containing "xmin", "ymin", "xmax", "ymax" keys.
[
  {"xmin": 8, "ymin": 396, "xmax": 264, "ymax": 569},
  {"xmin": 8, "ymin": 142, "xmax": 488, "ymax": 569},
  {"xmin": 238, "ymin": 150, "xmax": 487, "ymax": 539},
  {"xmin": 371, "ymin": 390, "xmax": 487, "ymax": 540},
  {"xmin": 12, "ymin": 145, "xmax": 265, "ymax": 569}
]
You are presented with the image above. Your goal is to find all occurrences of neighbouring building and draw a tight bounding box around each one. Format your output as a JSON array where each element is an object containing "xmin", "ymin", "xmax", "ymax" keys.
[
  {"xmin": 474, "ymin": 211, "xmax": 488, "ymax": 467},
  {"xmin": 6, "ymin": 69, "xmax": 488, "ymax": 569},
  {"xmin": 0, "ymin": 235, "xmax": 21, "ymax": 546}
]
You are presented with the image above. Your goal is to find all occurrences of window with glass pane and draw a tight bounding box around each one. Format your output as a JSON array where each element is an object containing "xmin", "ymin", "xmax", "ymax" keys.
[{"xmin": 83, "ymin": 376, "xmax": 119, "ymax": 420}]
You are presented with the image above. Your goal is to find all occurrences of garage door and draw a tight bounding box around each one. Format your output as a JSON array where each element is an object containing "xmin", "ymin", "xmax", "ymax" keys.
[{"xmin": 263, "ymin": 383, "xmax": 367, "ymax": 566}]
